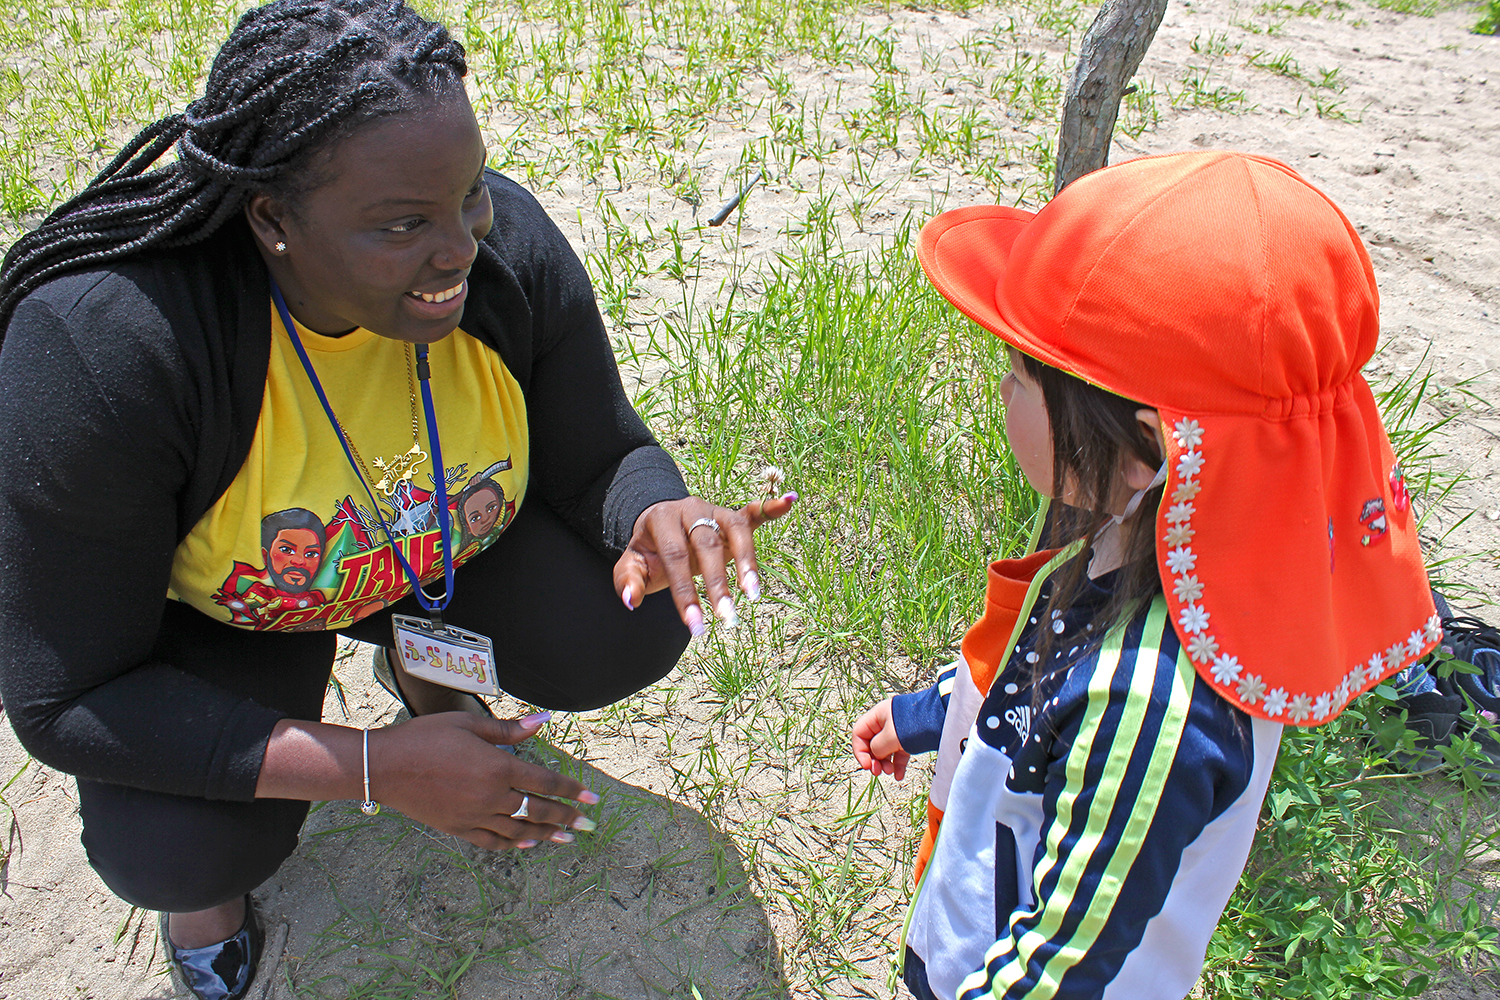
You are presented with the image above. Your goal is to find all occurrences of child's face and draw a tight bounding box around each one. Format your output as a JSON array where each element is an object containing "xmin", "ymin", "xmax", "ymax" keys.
[{"xmin": 1000, "ymin": 347, "xmax": 1056, "ymax": 499}]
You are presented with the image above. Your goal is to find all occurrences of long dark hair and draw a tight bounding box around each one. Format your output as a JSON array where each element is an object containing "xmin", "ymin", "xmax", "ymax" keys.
[
  {"xmin": 1021, "ymin": 352, "xmax": 1165, "ymax": 665},
  {"xmin": 0, "ymin": 0, "xmax": 468, "ymax": 334}
]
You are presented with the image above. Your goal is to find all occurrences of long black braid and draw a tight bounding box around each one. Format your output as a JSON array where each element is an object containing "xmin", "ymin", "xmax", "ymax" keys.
[{"xmin": 0, "ymin": 0, "xmax": 467, "ymax": 334}]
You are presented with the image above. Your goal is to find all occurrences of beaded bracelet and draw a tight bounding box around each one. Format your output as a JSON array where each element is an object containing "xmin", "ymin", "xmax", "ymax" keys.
[{"xmin": 360, "ymin": 726, "xmax": 381, "ymax": 816}]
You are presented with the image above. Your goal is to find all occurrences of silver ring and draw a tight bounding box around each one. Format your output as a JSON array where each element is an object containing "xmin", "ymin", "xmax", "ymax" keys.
[
  {"xmin": 510, "ymin": 794, "xmax": 531, "ymax": 820},
  {"xmin": 688, "ymin": 517, "xmax": 721, "ymax": 537}
]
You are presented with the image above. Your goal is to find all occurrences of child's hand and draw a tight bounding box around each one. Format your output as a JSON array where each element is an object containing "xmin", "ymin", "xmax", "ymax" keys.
[{"xmin": 852, "ymin": 698, "xmax": 910, "ymax": 781}]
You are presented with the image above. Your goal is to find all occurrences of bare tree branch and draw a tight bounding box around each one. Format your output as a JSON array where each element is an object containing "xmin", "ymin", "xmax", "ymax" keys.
[{"xmin": 1054, "ymin": 0, "xmax": 1169, "ymax": 195}]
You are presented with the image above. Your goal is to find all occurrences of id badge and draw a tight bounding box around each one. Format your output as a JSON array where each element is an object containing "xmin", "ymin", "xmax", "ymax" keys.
[{"xmin": 391, "ymin": 614, "xmax": 500, "ymax": 697}]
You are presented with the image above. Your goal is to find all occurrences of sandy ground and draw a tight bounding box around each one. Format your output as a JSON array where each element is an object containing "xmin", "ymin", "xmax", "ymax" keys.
[{"xmin": 1, "ymin": 0, "xmax": 1497, "ymax": 998}]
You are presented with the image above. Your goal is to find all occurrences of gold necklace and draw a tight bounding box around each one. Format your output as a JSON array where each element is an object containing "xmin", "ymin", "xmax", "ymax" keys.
[{"xmin": 333, "ymin": 344, "xmax": 428, "ymax": 497}]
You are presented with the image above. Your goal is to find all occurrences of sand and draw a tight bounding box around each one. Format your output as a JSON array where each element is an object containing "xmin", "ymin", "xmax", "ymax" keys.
[{"xmin": 1, "ymin": 0, "xmax": 1496, "ymax": 997}]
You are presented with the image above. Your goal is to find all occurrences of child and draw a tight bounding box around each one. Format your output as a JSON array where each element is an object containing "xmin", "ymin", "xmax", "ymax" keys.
[{"xmin": 853, "ymin": 151, "xmax": 1441, "ymax": 1000}]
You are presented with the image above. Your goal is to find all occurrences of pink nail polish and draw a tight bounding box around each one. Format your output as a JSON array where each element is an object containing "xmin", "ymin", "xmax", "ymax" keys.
[
  {"xmin": 783, "ymin": 491, "xmax": 799, "ymax": 503},
  {"xmin": 520, "ymin": 711, "xmax": 551, "ymax": 728},
  {"xmin": 578, "ymin": 790, "xmax": 601, "ymax": 805},
  {"xmin": 741, "ymin": 570, "xmax": 761, "ymax": 602},
  {"xmin": 622, "ymin": 585, "xmax": 636, "ymax": 610},
  {"xmin": 516, "ymin": 840, "xmax": 538, "ymax": 849},
  {"xmin": 550, "ymin": 830, "xmax": 575, "ymax": 844},
  {"xmin": 685, "ymin": 604, "xmax": 707, "ymax": 637}
]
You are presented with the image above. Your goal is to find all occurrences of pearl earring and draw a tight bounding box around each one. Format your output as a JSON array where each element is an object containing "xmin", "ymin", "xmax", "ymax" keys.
[{"xmin": 274, "ymin": 241, "xmax": 287, "ymax": 253}]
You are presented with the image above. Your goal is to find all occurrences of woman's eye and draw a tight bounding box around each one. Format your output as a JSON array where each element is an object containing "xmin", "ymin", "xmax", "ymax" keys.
[{"xmin": 386, "ymin": 219, "xmax": 423, "ymax": 234}]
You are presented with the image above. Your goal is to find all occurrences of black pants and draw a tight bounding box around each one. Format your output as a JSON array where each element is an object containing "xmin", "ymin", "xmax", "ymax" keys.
[{"xmin": 78, "ymin": 501, "xmax": 688, "ymax": 912}]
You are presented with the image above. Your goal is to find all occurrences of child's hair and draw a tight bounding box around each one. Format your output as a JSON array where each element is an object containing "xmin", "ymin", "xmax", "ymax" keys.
[
  {"xmin": 0, "ymin": 0, "xmax": 467, "ymax": 334},
  {"xmin": 1021, "ymin": 353, "xmax": 1165, "ymax": 669}
]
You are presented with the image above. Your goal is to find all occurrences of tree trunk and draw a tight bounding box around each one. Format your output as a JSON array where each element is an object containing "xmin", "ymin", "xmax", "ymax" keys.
[{"xmin": 1054, "ymin": 0, "xmax": 1169, "ymax": 195}]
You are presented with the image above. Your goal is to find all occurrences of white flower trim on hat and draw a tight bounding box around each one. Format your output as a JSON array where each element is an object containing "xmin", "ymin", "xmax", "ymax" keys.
[{"xmin": 1163, "ymin": 417, "xmax": 1444, "ymax": 725}]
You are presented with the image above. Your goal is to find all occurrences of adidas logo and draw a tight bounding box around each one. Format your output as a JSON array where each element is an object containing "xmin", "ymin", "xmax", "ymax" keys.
[{"xmin": 1004, "ymin": 704, "xmax": 1032, "ymax": 741}]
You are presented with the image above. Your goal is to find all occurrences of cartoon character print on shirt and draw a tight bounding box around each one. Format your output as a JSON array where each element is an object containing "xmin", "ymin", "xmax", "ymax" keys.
[
  {"xmin": 212, "ymin": 456, "xmax": 516, "ymax": 631},
  {"xmin": 454, "ymin": 459, "xmax": 516, "ymax": 556},
  {"xmin": 214, "ymin": 508, "xmax": 330, "ymax": 631}
]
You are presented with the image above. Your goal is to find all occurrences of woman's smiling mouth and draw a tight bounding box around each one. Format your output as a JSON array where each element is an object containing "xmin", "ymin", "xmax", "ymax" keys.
[
  {"xmin": 401, "ymin": 278, "xmax": 469, "ymax": 325},
  {"xmin": 408, "ymin": 280, "xmax": 466, "ymax": 303}
]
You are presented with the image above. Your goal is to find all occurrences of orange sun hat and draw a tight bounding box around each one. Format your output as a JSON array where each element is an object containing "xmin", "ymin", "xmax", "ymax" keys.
[{"xmin": 918, "ymin": 150, "xmax": 1439, "ymax": 726}]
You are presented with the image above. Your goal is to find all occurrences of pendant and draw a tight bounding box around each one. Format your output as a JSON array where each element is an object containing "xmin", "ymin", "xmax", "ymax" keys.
[{"xmin": 372, "ymin": 442, "xmax": 429, "ymax": 496}]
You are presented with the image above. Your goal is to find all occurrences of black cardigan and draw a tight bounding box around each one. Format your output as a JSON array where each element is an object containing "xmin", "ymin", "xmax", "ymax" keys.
[{"xmin": 0, "ymin": 170, "xmax": 687, "ymax": 800}]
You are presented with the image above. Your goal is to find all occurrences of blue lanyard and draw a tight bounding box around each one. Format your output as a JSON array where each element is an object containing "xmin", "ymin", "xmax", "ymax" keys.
[{"xmin": 270, "ymin": 282, "xmax": 455, "ymax": 624}]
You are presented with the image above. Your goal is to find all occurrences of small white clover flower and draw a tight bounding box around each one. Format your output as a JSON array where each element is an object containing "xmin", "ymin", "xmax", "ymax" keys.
[{"xmin": 758, "ymin": 465, "xmax": 786, "ymax": 495}]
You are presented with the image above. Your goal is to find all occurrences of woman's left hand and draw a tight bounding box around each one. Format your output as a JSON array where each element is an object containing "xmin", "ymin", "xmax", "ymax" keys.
[{"xmin": 613, "ymin": 492, "xmax": 797, "ymax": 635}]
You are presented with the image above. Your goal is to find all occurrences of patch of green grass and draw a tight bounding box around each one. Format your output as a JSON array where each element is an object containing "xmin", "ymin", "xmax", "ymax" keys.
[
  {"xmin": 1367, "ymin": 0, "xmax": 1444, "ymax": 13},
  {"xmin": 1476, "ymin": 0, "xmax": 1500, "ymax": 32}
]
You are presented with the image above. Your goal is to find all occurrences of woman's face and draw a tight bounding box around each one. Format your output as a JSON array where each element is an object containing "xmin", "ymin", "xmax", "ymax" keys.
[{"xmin": 247, "ymin": 89, "xmax": 493, "ymax": 342}]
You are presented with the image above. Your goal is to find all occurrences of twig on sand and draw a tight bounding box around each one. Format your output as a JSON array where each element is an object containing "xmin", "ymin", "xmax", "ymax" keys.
[{"xmin": 708, "ymin": 170, "xmax": 764, "ymax": 227}]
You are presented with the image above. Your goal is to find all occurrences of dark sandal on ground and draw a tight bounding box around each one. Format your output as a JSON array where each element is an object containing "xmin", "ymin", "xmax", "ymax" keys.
[
  {"xmin": 1444, "ymin": 613, "xmax": 1500, "ymax": 714},
  {"xmin": 160, "ymin": 895, "xmax": 263, "ymax": 1000},
  {"xmin": 371, "ymin": 646, "xmax": 495, "ymax": 719},
  {"xmin": 1383, "ymin": 592, "xmax": 1500, "ymax": 779}
]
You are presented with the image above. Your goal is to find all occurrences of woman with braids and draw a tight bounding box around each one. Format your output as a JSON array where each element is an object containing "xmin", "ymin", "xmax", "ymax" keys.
[{"xmin": 0, "ymin": 3, "xmax": 793, "ymax": 997}]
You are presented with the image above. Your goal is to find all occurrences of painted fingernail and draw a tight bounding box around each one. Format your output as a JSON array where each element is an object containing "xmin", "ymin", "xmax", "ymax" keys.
[
  {"xmin": 516, "ymin": 840, "xmax": 539, "ymax": 849},
  {"xmin": 572, "ymin": 816, "xmax": 597, "ymax": 832},
  {"xmin": 741, "ymin": 571, "xmax": 761, "ymax": 602},
  {"xmin": 783, "ymin": 491, "xmax": 799, "ymax": 503},
  {"xmin": 716, "ymin": 595, "xmax": 739, "ymax": 629},
  {"xmin": 685, "ymin": 604, "xmax": 707, "ymax": 637},
  {"xmin": 578, "ymin": 790, "xmax": 601, "ymax": 805},
  {"xmin": 622, "ymin": 585, "xmax": 636, "ymax": 610},
  {"xmin": 519, "ymin": 711, "xmax": 551, "ymax": 729},
  {"xmin": 550, "ymin": 830, "xmax": 575, "ymax": 844}
]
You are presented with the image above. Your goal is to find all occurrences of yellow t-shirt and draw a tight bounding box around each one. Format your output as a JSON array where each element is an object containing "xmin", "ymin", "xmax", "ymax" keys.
[{"xmin": 168, "ymin": 305, "xmax": 529, "ymax": 632}]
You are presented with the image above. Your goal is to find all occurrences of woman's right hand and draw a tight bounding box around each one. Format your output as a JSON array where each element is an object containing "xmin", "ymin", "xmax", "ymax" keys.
[
  {"xmin": 369, "ymin": 713, "xmax": 598, "ymax": 850},
  {"xmin": 255, "ymin": 714, "xmax": 597, "ymax": 851}
]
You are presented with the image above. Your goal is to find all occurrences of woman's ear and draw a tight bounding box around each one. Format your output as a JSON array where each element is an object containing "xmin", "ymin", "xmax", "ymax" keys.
[
  {"xmin": 244, "ymin": 193, "xmax": 290, "ymax": 255},
  {"xmin": 1122, "ymin": 407, "xmax": 1167, "ymax": 491}
]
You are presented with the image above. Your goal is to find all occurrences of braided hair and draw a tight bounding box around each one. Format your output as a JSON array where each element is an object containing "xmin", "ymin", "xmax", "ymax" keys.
[{"xmin": 0, "ymin": 0, "xmax": 467, "ymax": 333}]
